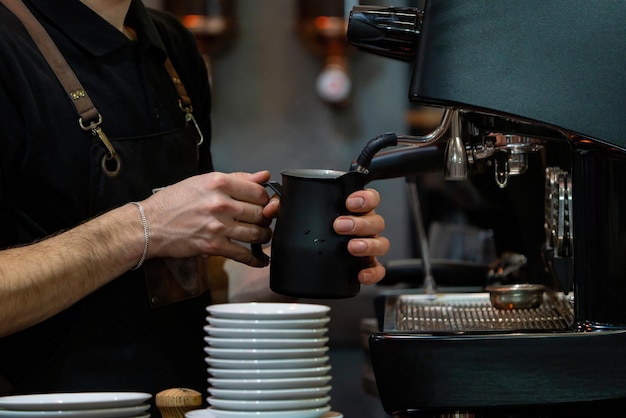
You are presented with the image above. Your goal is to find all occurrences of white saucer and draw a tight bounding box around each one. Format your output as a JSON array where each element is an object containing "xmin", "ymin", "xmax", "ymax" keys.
[
  {"xmin": 204, "ymin": 346, "xmax": 329, "ymax": 360},
  {"xmin": 205, "ymin": 355, "xmax": 329, "ymax": 369},
  {"xmin": 0, "ymin": 392, "xmax": 151, "ymax": 411},
  {"xmin": 208, "ymin": 396, "xmax": 330, "ymax": 411},
  {"xmin": 0, "ymin": 404, "xmax": 150, "ymax": 417},
  {"xmin": 204, "ymin": 336, "xmax": 329, "ymax": 349},
  {"xmin": 185, "ymin": 411, "xmax": 217, "ymax": 418},
  {"xmin": 208, "ymin": 365, "xmax": 331, "ymax": 379},
  {"xmin": 198, "ymin": 405, "xmax": 331, "ymax": 418},
  {"xmin": 206, "ymin": 317, "xmax": 330, "ymax": 329},
  {"xmin": 204, "ymin": 326, "xmax": 328, "ymax": 339},
  {"xmin": 207, "ymin": 303, "xmax": 330, "ymax": 320},
  {"xmin": 208, "ymin": 375, "xmax": 332, "ymax": 389},
  {"xmin": 208, "ymin": 385, "xmax": 332, "ymax": 400}
]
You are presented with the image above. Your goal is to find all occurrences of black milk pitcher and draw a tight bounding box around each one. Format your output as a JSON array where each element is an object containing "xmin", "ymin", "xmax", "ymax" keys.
[{"xmin": 257, "ymin": 169, "xmax": 369, "ymax": 299}]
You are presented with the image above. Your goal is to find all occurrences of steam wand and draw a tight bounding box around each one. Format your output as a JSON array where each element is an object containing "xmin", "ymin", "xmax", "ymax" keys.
[{"xmin": 351, "ymin": 108, "xmax": 453, "ymax": 172}]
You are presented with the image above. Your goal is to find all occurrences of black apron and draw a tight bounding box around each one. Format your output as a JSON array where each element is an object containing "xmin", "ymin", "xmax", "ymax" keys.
[
  {"xmin": 0, "ymin": 126, "xmax": 212, "ymax": 417},
  {"xmin": 1, "ymin": 114, "xmax": 212, "ymax": 414},
  {"xmin": 89, "ymin": 128, "xmax": 199, "ymax": 215}
]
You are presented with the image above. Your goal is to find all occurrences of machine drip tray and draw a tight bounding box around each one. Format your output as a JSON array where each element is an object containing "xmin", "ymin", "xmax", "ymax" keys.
[
  {"xmin": 384, "ymin": 292, "xmax": 574, "ymax": 333},
  {"xmin": 370, "ymin": 293, "xmax": 626, "ymax": 415}
]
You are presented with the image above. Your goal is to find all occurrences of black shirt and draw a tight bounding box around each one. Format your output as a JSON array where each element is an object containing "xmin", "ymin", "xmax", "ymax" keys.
[{"xmin": 0, "ymin": 0, "xmax": 214, "ymax": 412}]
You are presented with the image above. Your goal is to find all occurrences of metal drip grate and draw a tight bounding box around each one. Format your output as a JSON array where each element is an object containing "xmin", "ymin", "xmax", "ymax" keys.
[{"xmin": 386, "ymin": 292, "xmax": 575, "ymax": 333}]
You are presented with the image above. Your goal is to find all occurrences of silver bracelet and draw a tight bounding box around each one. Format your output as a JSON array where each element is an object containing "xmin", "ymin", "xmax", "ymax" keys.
[{"xmin": 130, "ymin": 202, "xmax": 149, "ymax": 270}]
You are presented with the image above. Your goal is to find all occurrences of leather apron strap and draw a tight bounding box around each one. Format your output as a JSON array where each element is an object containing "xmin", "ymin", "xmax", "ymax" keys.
[
  {"xmin": 0, "ymin": 0, "xmax": 99, "ymax": 123},
  {"xmin": 1, "ymin": 0, "xmax": 121, "ymax": 174},
  {"xmin": 0, "ymin": 0, "xmax": 203, "ymax": 173}
]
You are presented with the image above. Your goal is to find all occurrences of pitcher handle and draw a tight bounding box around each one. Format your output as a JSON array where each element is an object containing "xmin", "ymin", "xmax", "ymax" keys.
[{"xmin": 251, "ymin": 181, "xmax": 282, "ymax": 262}]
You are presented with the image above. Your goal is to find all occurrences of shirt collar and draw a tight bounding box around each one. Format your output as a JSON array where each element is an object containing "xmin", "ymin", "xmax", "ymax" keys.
[{"xmin": 26, "ymin": 0, "xmax": 167, "ymax": 60}]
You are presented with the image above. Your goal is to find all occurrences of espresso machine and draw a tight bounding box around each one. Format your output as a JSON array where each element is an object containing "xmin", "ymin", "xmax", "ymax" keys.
[{"xmin": 347, "ymin": 2, "xmax": 626, "ymax": 416}]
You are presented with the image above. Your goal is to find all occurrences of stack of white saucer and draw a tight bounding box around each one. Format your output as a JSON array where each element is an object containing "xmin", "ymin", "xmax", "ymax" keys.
[
  {"xmin": 198, "ymin": 302, "xmax": 335, "ymax": 418},
  {"xmin": 0, "ymin": 392, "xmax": 151, "ymax": 417}
]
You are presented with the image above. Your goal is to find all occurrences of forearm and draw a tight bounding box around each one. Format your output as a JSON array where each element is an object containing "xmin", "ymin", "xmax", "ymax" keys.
[{"xmin": 0, "ymin": 203, "xmax": 144, "ymax": 337}]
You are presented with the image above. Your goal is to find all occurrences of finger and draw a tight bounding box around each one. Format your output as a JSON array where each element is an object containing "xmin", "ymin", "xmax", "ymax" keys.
[
  {"xmin": 205, "ymin": 237, "xmax": 270, "ymax": 268},
  {"xmin": 202, "ymin": 178, "xmax": 271, "ymax": 225},
  {"xmin": 230, "ymin": 170, "xmax": 272, "ymax": 185},
  {"xmin": 225, "ymin": 176, "xmax": 272, "ymax": 207},
  {"xmin": 346, "ymin": 188, "xmax": 381, "ymax": 213},
  {"xmin": 240, "ymin": 170, "xmax": 272, "ymax": 184},
  {"xmin": 358, "ymin": 261, "xmax": 387, "ymax": 285},
  {"xmin": 232, "ymin": 201, "xmax": 270, "ymax": 225},
  {"xmin": 334, "ymin": 213, "xmax": 385, "ymax": 237},
  {"xmin": 217, "ymin": 219, "xmax": 273, "ymax": 247},
  {"xmin": 261, "ymin": 196, "xmax": 280, "ymax": 219},
  {"xmin": 347, "ymin": 236, "xmax": 390, "ymax": 258},
  {"xmin": 205, "ymin": 172, "xmax": 271, "ymax": 210}
]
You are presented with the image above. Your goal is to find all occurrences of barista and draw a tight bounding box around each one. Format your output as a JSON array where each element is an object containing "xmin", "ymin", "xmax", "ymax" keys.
[{"xmin": 0, "ymin": 0, "xmax": 390, "ymax": 414}]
